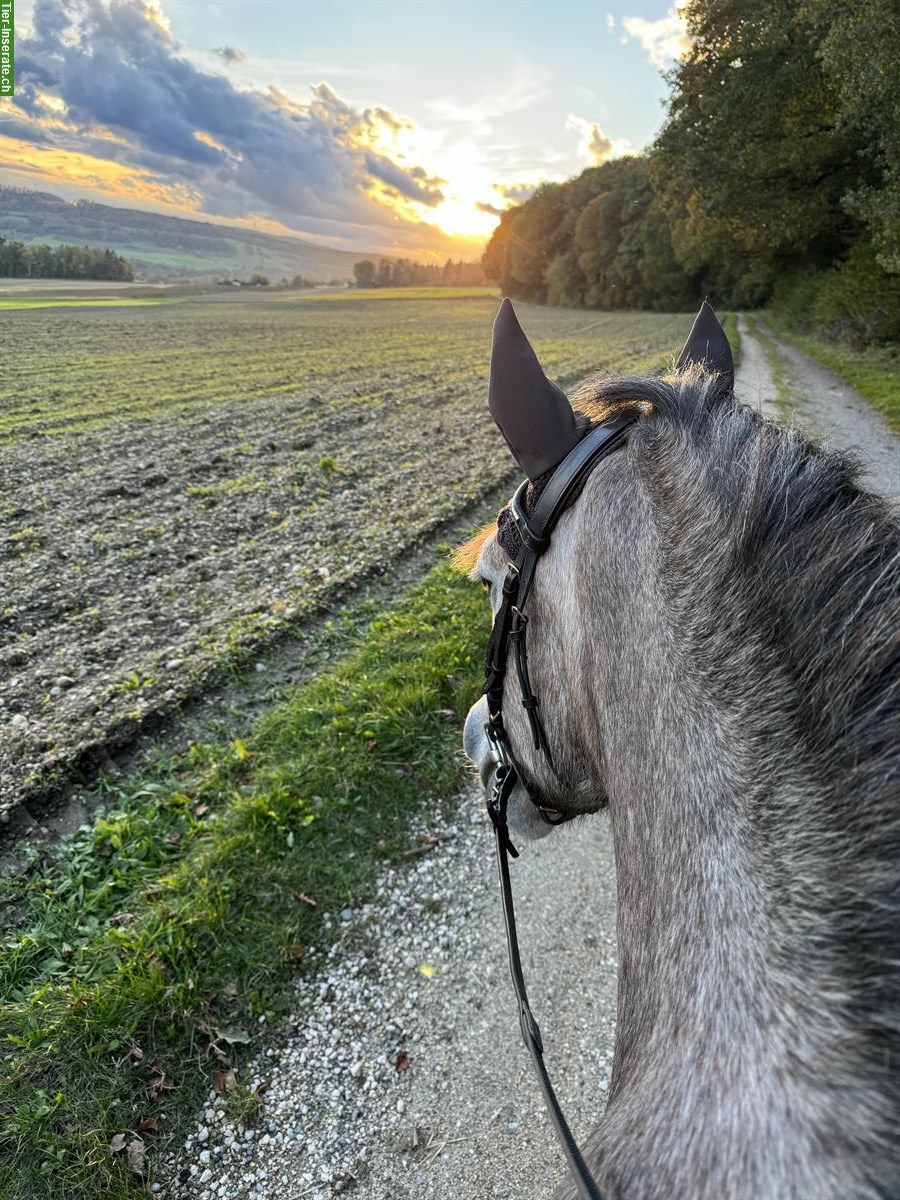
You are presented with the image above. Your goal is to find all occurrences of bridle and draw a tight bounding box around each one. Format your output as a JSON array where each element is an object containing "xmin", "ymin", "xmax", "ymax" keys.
[{"xmin": 481, "ymin": 412, "xmax": 637, "ymax": 1200}]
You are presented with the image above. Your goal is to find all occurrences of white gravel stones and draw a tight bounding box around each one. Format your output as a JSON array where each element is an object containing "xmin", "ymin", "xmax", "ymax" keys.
[{"xmin": 162, "ymin": 789, "xmax": 619, "ymax": 1199}]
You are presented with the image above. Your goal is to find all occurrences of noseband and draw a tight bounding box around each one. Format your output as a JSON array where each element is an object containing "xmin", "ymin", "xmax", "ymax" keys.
[{"xmin": 481, "ymin": 412, "xmax": 637, "ymax": 1200}]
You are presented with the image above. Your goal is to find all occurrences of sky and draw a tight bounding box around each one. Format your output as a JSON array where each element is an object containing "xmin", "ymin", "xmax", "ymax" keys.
[{"xmin": 0, "ymin": 0, "xmax": 689, "ymax": 260}]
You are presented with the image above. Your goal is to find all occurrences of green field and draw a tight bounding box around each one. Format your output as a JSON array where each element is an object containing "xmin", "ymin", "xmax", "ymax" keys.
[
  {"xmin": 2, "ymin": 287, "xmax": 687, "ymax": 440},
  {"xmin": 0, "ymin": 299, "xmax": 170, "ymax": 312}
]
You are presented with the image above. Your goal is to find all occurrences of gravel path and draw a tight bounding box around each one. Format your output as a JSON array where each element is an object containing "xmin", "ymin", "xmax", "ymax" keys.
[
  {"xmin": 165, "ymin": 322, "xmax": 899, "ymax": 1200},
  {"xmin": 737, "ymin": 314, "xmax": 900, "ymax": 500}
]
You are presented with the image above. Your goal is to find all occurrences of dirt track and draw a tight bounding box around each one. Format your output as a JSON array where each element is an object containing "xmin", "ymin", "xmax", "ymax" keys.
[{"xmin": 166, "ymin": 319, "xmax": 900, "ymax": 1200}]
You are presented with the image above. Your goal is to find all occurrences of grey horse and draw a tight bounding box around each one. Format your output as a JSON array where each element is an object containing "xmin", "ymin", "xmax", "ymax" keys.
[{"xmin": 461, "ymin": 302, "xmax": 900, "ymax": 1199}]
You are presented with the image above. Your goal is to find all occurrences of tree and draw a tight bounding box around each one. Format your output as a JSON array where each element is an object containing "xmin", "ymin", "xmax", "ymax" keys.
[
  {"xmin": 353, "ymin": 259, "xmax": 376, "ymax": 288},
  {"xmin": 799, "ymin": 0, "xmax": 900, "ymax": 272},
  {"xmin": 652, "ymin": 0, "xmax": 864, "ymax": 301}
]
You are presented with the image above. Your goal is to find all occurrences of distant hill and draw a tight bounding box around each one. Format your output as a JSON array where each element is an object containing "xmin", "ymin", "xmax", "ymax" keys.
[{"xmin": 0, "ymin": 188, "xmax": 375, "ymax": 282}]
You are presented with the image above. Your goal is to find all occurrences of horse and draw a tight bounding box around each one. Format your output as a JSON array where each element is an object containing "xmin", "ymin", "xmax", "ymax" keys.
[{"xmin": 460, "ymin": 300, "xmax": 900, "ymax": 1199}]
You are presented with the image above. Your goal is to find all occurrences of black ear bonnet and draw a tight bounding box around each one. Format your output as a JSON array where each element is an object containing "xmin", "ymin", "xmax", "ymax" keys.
[{"xmin": 489, "ymin": 299, "xmax": 733, "ymax": 559}]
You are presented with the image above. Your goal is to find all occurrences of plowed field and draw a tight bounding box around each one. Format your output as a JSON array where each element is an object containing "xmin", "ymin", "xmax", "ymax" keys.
[{"xmin": 0, "ymin": 287, "xmax": 687, "ymax": 812}]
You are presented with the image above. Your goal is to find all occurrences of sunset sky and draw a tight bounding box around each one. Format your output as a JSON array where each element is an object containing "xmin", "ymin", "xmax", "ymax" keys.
[{"xmin": 1, "ymin": 1, "xmax": 688, "ymax": 259}]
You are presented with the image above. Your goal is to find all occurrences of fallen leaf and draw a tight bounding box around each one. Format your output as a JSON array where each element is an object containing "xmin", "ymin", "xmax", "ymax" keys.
[
  {"xmin": 419, "ymin": 963, "xmax": 434, "ymax": 979},
  {"xmin": 129, "ymin": 1046, "xmax": 144, "ymax": 1062},
  {"xmin": 254, "ymin": 1080, "xmax": 270, "ymax": 1097},
  {"xmin": 137, "ymin": 1118, "xmax": 158, "ymax": 1135},
  {"xmin": 395, "ymin": 1052, "xmax": 410, "ymax": 1074},
  {"xmin": 195, "ymin": 804, "xmax": 210, "ymax": 817},
  {"xmin": 211, "ymin": 1069, "xmax": 236, "ymax": 1094},
  {"xmin": 148, "ymin": 1074, "xmax": 176, "ymax": 1102},
  {"xmin": 366, "ymin": 739, "xmax": 377, "ymax": 751},
  {"xmin": 416, "ymin": 833, "xmax": 439, "ymax": 847},
  {"xmin": 126, "ymin": 1138, "xmax": 146, "ymax": 1175},
  {"xmin": 290, "ymin": 942, "xmax": 304, "ymax": 962},
  {"xmin": 164, "ymin": 832, "xmax": 181, "ymax": 845},
  {"xmin": 109, "ymin": 1133, "xmax": 127, "ymax": 1155},
  {"xmin": 215, "ymin": 1024, "xmax": 250, "ymax": 1045},
  {"xmin": 294, "ymin": 892, "xmax": 317, "ymax": 907}
]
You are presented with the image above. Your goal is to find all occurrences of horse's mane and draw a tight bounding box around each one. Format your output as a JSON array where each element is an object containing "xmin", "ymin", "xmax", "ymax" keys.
[{"xmin": 578, "ymin": 367, "xmax": 900, "ymax": 1067}]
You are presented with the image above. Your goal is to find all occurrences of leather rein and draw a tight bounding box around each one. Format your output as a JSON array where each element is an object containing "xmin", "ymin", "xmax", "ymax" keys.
[{"xmin": 481, "ymin": 413, "xmax": 637, "ymax": 1200}]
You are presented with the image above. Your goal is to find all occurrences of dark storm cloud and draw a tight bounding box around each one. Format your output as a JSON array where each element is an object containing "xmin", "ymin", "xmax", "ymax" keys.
[{"xmin": 8, "ymin": 0, "xmax": 446, "ymax": 234}]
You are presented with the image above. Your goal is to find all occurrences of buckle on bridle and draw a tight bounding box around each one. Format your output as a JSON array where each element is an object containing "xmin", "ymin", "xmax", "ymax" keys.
[{"xmin": 484, "ymin": 724, "xmax": 519, "ymax": 858}]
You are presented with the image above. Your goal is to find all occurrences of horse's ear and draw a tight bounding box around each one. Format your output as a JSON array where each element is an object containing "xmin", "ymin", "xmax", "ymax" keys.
[
  {"xmin": 489, "ymin": 298, "xmax": 581, "ymax": 480},
  {"xmin": 676, "ymin": 301, "xmax": 734, "ymax": 392}
]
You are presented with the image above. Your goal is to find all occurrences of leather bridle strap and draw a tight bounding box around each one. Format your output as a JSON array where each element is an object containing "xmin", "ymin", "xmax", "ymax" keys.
[
  {"xmin": 482, "ymin": 412, "xmax": 637, "ymax": 1200},
  {"xmin": 491, "ymin": 766, "xmax": 604, "ymax": 1200}
]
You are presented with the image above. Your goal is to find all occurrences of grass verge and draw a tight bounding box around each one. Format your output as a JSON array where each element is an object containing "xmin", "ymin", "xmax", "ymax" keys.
[
  {"xmin": 744, "ymin": 312, "xmax": 795, "ymax": 410},
  {"xmin": 765, "ymin": 315, "xmax": 900, "ymax": 431},
  {"xmin": 722, "ymin": 312, "xmax": 741, "ymax": 368},
  {"xmin": 0, "ymin": 556, "xmax": 489, "ymax": 1200}
]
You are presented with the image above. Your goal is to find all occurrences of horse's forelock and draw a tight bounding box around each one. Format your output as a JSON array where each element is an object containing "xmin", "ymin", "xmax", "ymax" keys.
[{"xmin": 451, "ymin": 521, "xmax": 497, "ymax": 576}]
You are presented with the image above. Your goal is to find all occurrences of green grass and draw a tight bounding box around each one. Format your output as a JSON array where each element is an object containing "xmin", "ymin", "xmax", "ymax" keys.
[
  {"xmin": 314, "ymin": 285, "xmax": 499, "ymax": 302},
  {"xmin": 0, "ymin": 299, "xmax": 170, "ymax": 311},
  {"xmin": 745, "ymin": 312, "xmax": 795, "ymax": 410},
  {"xmin": 721, "ymin": 311, "xmax": 741, "ymax": 368},
  {"xmin": 0, "ymin": 557, "xmax": 490, "ymax": 1200},
  {"xmin": 765, "ymin": 315, "xmax": 900, "ymax": 431}
]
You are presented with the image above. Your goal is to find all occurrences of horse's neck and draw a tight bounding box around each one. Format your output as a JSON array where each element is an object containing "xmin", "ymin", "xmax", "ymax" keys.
[{"xmin": 588, "ymin": 583, "xmax": 891, "ymax": 1198}]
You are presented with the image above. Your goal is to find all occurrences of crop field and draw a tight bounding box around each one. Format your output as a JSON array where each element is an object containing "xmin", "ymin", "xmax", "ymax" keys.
[{"xmin": 0, "ymin": 288, "xmax": 690, "ymax": 811}]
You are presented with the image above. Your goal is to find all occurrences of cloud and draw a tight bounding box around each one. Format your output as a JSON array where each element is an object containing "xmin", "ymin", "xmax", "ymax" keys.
[
  {"xmin": 566, "ymin": 115, "xmax": 631, "ymax": 166},
  {"xmin": 213, "ymin": 45, "xmax": 245, "ymax": 65},
  {"xmin": 6, "ymin": 0, "xmax": 455, "ymax": 250},
  {"xmin": 363, "ymin": 153, "xmax": 443, "ymax": 207},
  {"xmin": 476, "ymin": 200, "xmax": 503, "ymax": 218},
  {"xmin": 426, "ymin": 66, "xmax": 551, "ymax": 136},
  {"xmin": 492, "ymin": 181, "xmax": 539, "ymax": 206},
  {"xmin": 621, "ymin": 5, "xmax": 691, "ymax": 70}
]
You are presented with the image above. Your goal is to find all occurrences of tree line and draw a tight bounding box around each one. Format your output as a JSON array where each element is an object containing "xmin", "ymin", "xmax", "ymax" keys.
[
  {"xmin": 353, "ymin": 257, "xmax": 485, "ymax": 288},
  {"xmin": 483, "ymin": 0, "xmax": 899, "ymax": 345},
  {"xmin": 0, "ymin": 237, "xmax": 135, "ymax": 281}
]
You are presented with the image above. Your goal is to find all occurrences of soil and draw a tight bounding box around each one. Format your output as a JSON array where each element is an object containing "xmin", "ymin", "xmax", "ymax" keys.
[
  {"xmin": 0, "ymin": 377, "xmax": 509, "ymax": 818},
  {"xmin": 1, "ymin": 295, "xmax": 683, "ymax": 824}
]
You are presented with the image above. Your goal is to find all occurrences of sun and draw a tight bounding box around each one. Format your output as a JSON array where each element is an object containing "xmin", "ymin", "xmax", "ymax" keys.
[{"xmin": 430, "ymin": 194, "xmax": 499, "ymax": 240}]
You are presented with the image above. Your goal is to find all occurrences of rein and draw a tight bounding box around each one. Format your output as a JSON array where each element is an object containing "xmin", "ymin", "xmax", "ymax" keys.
[{"xmin": 482, "ymin": 414, "xmax": 637, "ymax": 1200}]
